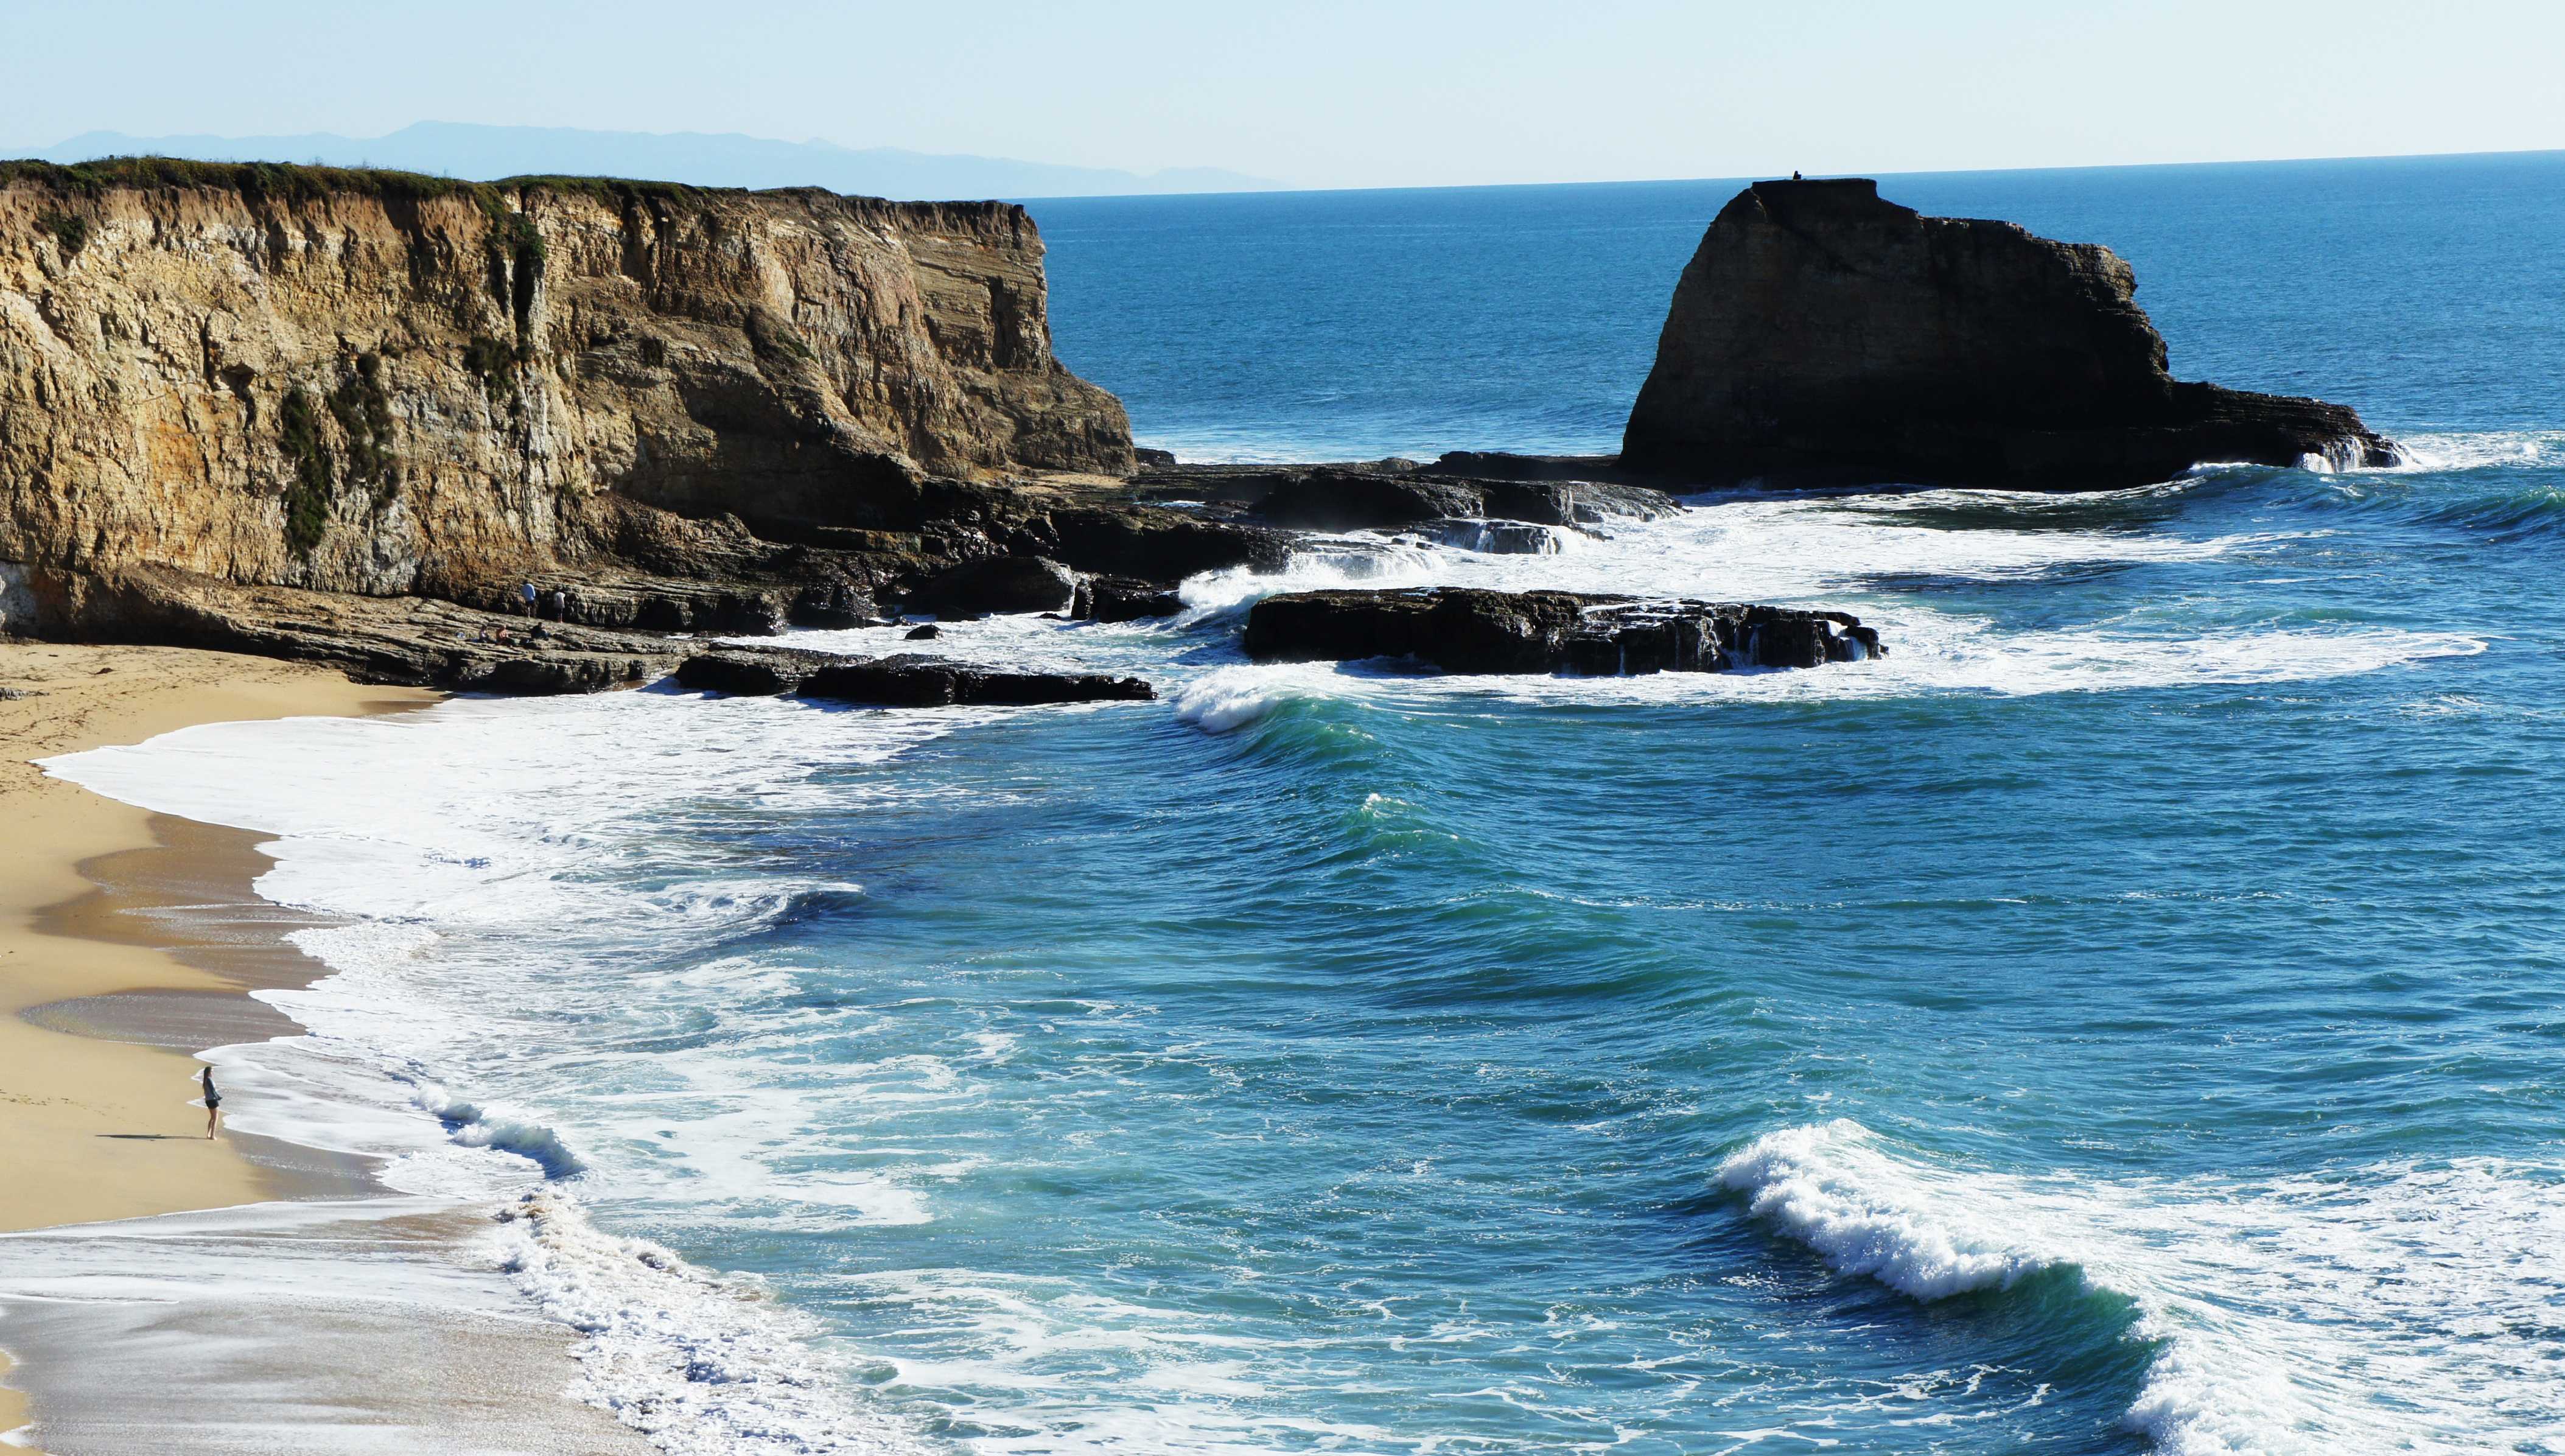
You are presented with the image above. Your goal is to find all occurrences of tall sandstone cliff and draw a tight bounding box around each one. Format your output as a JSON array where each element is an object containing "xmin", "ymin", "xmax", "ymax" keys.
[
  {"xmin": 0, "ymin": 161, "xmax": 1132, "ymax": 615},
  {"xmin": 1622, "ymin": 178, "xmax": 2396, "ymax": 489}
]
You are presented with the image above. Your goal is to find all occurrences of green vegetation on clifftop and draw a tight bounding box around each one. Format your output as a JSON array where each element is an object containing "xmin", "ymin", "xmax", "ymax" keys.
[{"xmin": 0, "ymin": 156, "xmax": 709, "ymax": 207}]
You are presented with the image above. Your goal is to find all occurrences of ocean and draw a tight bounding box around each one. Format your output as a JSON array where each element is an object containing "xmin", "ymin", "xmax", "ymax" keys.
[{"xmin": 37, "ymin": 152, "xmax": 2565, "ymax": 1454}]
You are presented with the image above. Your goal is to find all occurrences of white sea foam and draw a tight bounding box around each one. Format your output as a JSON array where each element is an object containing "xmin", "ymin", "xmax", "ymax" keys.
[
  {"xmin": 1716, "ymin": 1124, "xmax": 2052, "ymax": 1300},
  {"xmin": 2319, "ymin": 429, "xmax": 2564, "ymax": 475},
  {"xmin": 419, "ymin": 1086, "xmax": 591, "ymax": 1178},
  {"xmin": 1718, "ymin": 1120, "xmax": 2565, "ymax": 1456},
  {"xmin": 21, "ymin": 461, "xmax": 2515, "ymax": 1453},
  {"xmin": 36, "ymin": 691, "xmax": 979, "ymax": 1454},
  {"xmin": 487, "ymin": 1190, "xmax": 920, "ymax": 1454},
  {"xmin": 780, "ymin": 483, "xmax": 2480, "ymax": 723}
]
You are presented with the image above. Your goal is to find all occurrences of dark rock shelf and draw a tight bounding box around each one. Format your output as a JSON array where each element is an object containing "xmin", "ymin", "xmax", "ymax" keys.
[
  {"xmin": 677, "ymin": 647, "xmax": 1153, "ymax": 707},
  {"xmin": 1242, "ymin": 587, "xmax": 1881, "ymax": 676}
]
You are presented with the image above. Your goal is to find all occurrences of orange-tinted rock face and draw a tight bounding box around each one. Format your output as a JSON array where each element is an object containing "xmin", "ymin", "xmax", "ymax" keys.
[{"xmin": 0, "ymin": 166, "xmax": 1132, "ymax": 597}]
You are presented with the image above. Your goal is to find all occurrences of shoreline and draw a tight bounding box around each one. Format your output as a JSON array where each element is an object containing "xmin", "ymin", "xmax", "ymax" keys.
[
  {"xmin": 0, "ymin": 642, "xmax": 434, "ymax": 1236},
  {"xmin": 0, "ymin": 641, "xmax": 653, "ymax": 1455},
  {"xmin": 0, "ymin": 641, "xmax": 435, "ymax": 1450}
]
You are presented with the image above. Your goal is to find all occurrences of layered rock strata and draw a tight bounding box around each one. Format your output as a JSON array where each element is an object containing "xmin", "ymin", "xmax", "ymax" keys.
[
  {"xmin": 0, "ymin": 159, "xmax": 1133, "ymax": 603},
  {"xmin": 1242, "ymin": 587, "xmax": 1880, "ymax": 676},
  {"xmin": 1621, "ymin": 178, "xmax": 2398, "ymax": 489},
  {"xmin": 1138, "ymin": 463, "xmax": 1678, "ymax": 533},
  {"xmin": 0, "ymin": 160, "xmax": 1286, "ymax": 684}
]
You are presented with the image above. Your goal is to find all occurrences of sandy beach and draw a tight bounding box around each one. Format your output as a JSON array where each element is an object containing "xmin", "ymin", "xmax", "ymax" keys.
[
  {"xmin": 0, "ymin": 642, "xmax": 654, "ymax": 1455},
  {"xmin": 0, "ymin": 642, "xmax": 432, "ymax": 1448},
  {"xmin": 0, "ymin": 642, "xmax": 434, "ymax": 1237}
]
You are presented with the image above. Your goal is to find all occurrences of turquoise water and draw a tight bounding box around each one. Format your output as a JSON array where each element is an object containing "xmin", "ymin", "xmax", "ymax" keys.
[{"xmin": 53, "ymin": 155, "xmax": 2565, "ymax": 1454}]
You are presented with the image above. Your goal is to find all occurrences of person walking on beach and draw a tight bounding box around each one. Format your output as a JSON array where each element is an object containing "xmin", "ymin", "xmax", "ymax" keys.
[{"xmin": 200, "ymin": 1065, "xmax": 222, "ymax": 1139}]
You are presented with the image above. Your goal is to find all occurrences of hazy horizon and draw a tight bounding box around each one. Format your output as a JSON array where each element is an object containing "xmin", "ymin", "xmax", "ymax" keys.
[
  {"xmin": 5, "ymin": 1, "xmax": 2560, "ymax": 192},
  {"xmin": 24, "ymin": 119, "xmax": 2563, "ymax": 203}
]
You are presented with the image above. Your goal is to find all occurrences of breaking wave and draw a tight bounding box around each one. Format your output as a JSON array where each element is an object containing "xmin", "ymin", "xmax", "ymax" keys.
[
  {"xmin": 491, "ymin": 1190, "xmax": 922, "ymax": 1455},
  {"xmin": 1718, "ymin": 1120, "xmax": 2565, "ymax": 1456},
  {"xmin": 417, "ymin": 1087, "xmax": 590, "ymax": 1179}
]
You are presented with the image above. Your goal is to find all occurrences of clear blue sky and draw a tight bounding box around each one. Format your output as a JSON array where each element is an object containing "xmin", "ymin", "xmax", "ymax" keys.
[{"xmin": 5, "ymin": 0, "xmax": 2559, "ymax": 188}]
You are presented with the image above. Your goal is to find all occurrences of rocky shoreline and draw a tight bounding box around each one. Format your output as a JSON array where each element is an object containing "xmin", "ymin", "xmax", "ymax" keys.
[{"xmin": 4, "ymin": 163, "xmax": 2406, "ymax": 700}]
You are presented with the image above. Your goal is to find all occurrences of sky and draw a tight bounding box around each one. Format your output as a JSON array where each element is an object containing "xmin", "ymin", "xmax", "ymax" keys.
[{"xmin": 4, "ymin": 0, "xmax": 2561, "ymax": 190}]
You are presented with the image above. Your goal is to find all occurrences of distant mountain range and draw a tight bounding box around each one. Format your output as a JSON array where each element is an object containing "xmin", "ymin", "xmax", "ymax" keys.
[{"xmin": 29, "ymin": 121, "xmax": 1284, "ymax": 200}]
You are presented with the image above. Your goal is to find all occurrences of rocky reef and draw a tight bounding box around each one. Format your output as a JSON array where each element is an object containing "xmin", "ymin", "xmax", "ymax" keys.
[
  {"xmin": 1242, "ymin": 587, "xmax": 1880, "ymax": 676},
  {"xmin": 1620, "ymin": 178, "xmax": 2398, "ymax": 489}
]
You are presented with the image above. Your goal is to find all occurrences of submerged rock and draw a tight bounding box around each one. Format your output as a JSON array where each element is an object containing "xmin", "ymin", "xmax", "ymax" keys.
[
  {"xmin": 1621, "ymin": 178, "xmax": 2398, "ymax": 489},
  {"xmin": 1241, "ymin": 587, "xmax": 1880, "ymax": 676}
]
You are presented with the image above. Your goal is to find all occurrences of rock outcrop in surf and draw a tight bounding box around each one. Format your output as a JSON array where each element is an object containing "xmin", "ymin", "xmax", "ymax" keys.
[
  {"xmin": 1620, "ymin": 178, "xmax": 2398, "ymax": 489},
  {"xmin": 676, "ymin": 645, "xmax": 1153, "ymax": 706},
  {"xmin": 1242, "ymin": 587, "xmax": 1880, "ymax": 675}
]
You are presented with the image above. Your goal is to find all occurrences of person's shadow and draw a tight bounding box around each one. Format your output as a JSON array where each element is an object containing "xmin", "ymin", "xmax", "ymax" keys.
[{"xmin": 97, "ymin": 1133, "xmax": 198, "ymax": 1141}]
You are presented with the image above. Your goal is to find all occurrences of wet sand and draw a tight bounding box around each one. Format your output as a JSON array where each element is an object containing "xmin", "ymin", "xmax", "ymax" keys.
[
  {"xmin": 0, "ymin": 642, "xmax": 433, "ymax": 1233},
  {"xmin": 0, "ymin": 641, "xmax": 649, "ymax": 1454}
]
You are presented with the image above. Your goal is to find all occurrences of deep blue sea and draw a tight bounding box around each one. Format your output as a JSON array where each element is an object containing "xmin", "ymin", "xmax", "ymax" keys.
[{"xmin": 44, "ymin": 152, "xmax": 2565, "ymax": 1455}]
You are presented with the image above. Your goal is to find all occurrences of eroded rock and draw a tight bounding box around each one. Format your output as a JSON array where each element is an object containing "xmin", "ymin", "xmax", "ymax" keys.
[
  {"xmin": 676, "ymin": 646, "xmax": 1154, "ymax": 707},
  {"xmin": 1074, "ymin": 575, "xmax": 1185, "ymax": 622},
  {"xmin": 903, "ymin": 555, "xmax": 1079, "ymax": 617},
  {"xmin": 1241, "ymin": 587, "xmax": 1880, "ymax": 676},
  {"xmin": 1621, "ymin": 178, "xmax": 2398, "ymax": 488}
]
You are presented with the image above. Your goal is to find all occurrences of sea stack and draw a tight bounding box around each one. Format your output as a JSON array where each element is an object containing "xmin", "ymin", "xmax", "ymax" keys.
[{"xmin": 1620, "ymin": 178, "xmax": 2398, "ymax": 489}]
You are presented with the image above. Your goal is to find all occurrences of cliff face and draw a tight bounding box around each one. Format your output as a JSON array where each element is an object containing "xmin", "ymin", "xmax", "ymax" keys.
[
  {"xmin": 0, "ymin": 161, "xmax": 1132, "ymax": 602},
  {"xmin": 1622, "ymin": 178, "xmax": 2396, "ymax": 488}
]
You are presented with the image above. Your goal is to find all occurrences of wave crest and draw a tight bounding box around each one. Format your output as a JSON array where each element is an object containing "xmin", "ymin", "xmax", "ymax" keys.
[
  {"xmin": 1718, "ymin": 1121, "xmax": 2565, "ymax": 1456},
  {"xmin": 1716, "ymin": 1119, "xmax": 2065, "ymax": 1300},
  {"xmin": 418, "ymin": 1087, "xmax": 588, "ymax": 1178}
]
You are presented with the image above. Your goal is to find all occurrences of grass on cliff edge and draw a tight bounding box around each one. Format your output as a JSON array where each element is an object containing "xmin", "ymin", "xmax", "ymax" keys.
[
  {"xmin": 0, "ymin": 157, "xmax": 1019, "ymax": 214},
  {"xmin": 0, "ymin": 156, "xmax": 710, "ymax": 207}
]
